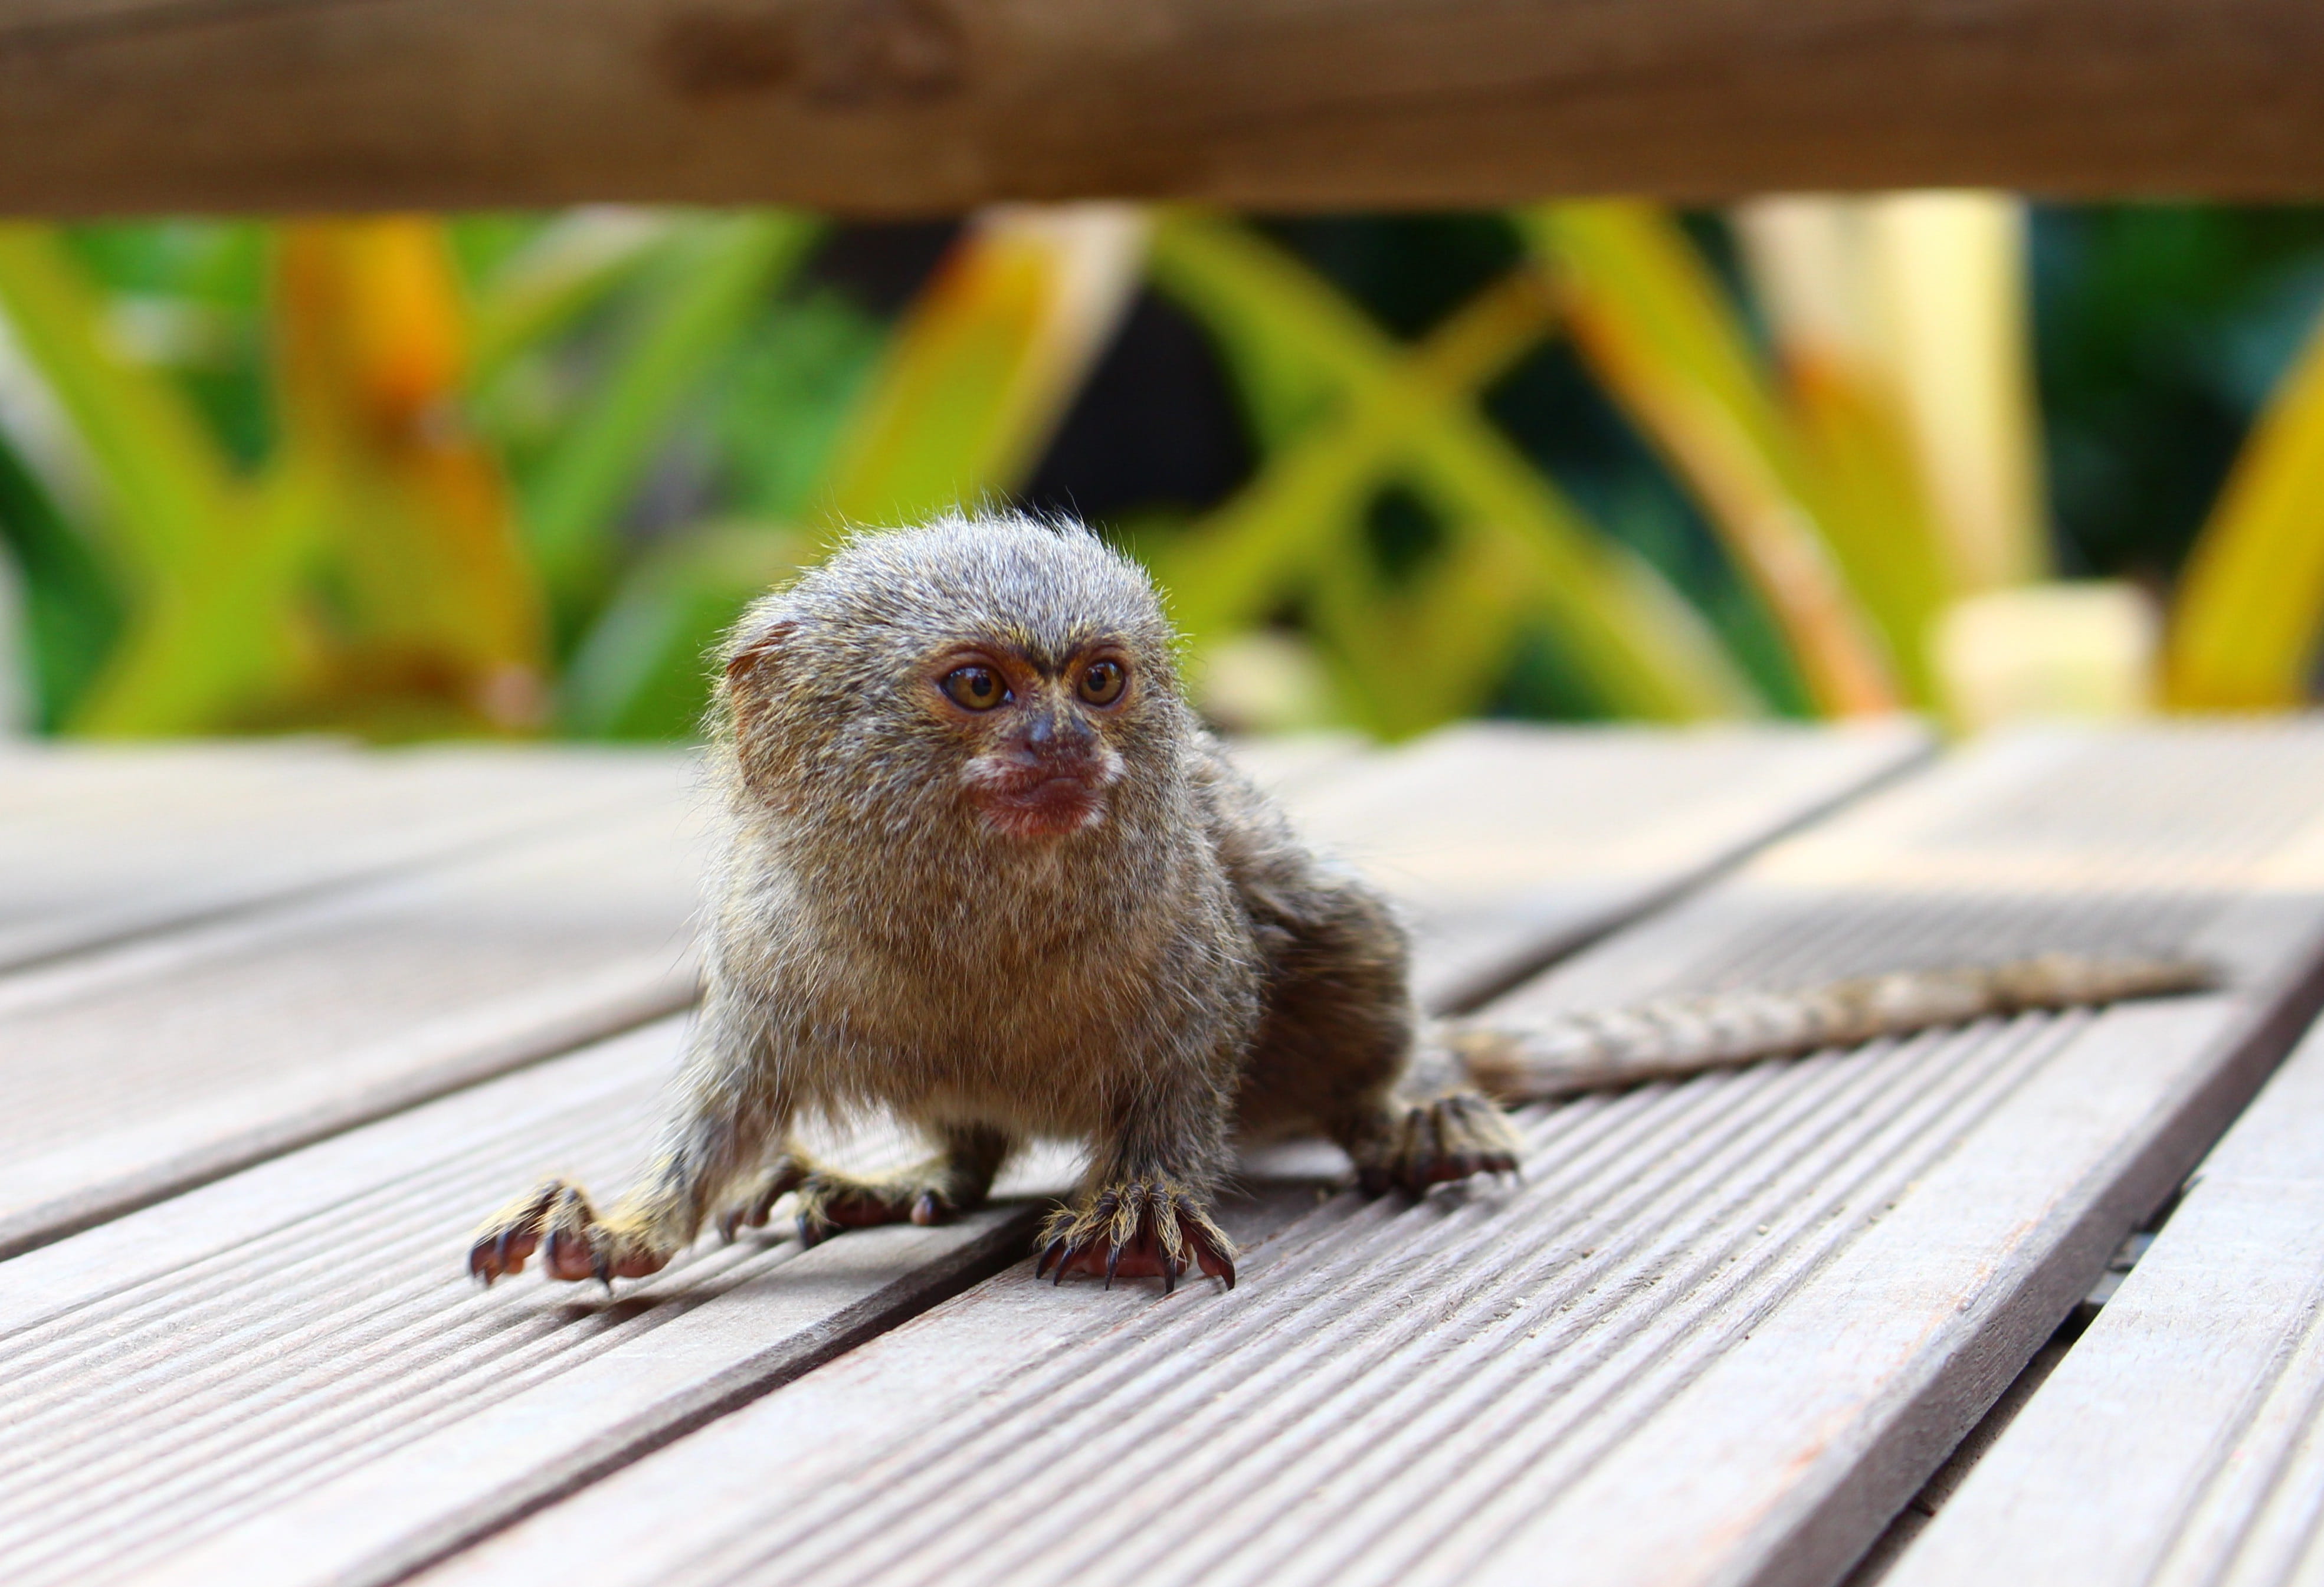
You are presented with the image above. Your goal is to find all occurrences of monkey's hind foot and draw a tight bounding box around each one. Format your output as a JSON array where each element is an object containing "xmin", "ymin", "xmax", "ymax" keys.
[
  {"xmin": 467, "ymin": 1179, "xmax": 674, "ymax": 1288},
  {"xmin": 713, "ymin": 1157, "xmax": 809, "ymax": 1243},
  {"xmin": 716, "ymin": 1155, "xmax": 980, "ymax": 1249},
  {"xmin": 1353, "ymin": 1091, "xmax": 1523, "ymax": 1197},
  {"xmin": 1035, "ymin": 1182, "xmax": 1236, "ymax": 1293}
]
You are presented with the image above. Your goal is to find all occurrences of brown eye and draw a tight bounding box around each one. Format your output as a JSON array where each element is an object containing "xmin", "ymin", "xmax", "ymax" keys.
[
  {"xmin": 1078, "ymin": 659, "xmax": 1126, "ymax": 707},
  {"xmin": 942, "ymin": 665, "xmax": 1008, "ymax": 711}
]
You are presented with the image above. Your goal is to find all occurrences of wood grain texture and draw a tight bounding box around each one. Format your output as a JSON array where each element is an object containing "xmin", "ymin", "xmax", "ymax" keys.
[
  {"xmin": 1880, "ymin": 977, "xmax": 2324, "ymax": 1586},
  {"xmin": 0, "ymin": 798, "xmax": 710, "ymax": 1257},
  {"xmin": 1276, "ymin": 719, "xmax": 1929, "ymax": 1011},
  {"xmin": 0, "ymin": 726, "xmax": 1916, "ymax": 1587},
  {"xmin": 1, "ymin": 0, "xmax": 2321, "ymax": 214},
  {"xmin": 0, "ymin": 1021, "xmax": 1075, "ymax": 1587},
  {"xmin": 414, "ymin": 721, "xmax": 2324, "ymax": 1587},
  {"xmin": 0, "ymin": 724, "xmax": 1910, "ymax": 1261},
  {"xmin": 0, "ymin": 741, "xmax": 693, "ymax": 970}
]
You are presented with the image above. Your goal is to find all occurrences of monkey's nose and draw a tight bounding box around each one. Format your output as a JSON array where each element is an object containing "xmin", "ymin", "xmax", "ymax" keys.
[{"xmin": 1024, "ymin": 711, "xmax": 1095, "ymax": 755}]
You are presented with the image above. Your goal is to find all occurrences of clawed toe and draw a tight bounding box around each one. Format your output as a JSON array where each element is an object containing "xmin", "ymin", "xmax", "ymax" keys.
[
  {"xmin": 792, "ymin": 1170, "xmax": 958, "ymax": 1248},
  {"xmin": 1359, "ymin": 1093, "xmax": 1524, "ymax": 1198},
  {"xmin": 716, "ymin": 1158, "xmax": 808, "ymax": 1243},
  {"xmin": 714, "ymin": 1157, "xmax": 971, "ymax": 1252},
  {"xmin": 468, "ymin": 1180, "xmax": 564, "ymax": 1286},
  {"xmin": 542, "ymin": 1187, "xmax": 612, "ymax": 1283},
  {"xmin": 467, "ymin": 1178, "xmax": 670, "ymax": 1290},
  {"xmin": 1036, "ymin": 1183, "xmax": 1236, "ymax": 1293}
]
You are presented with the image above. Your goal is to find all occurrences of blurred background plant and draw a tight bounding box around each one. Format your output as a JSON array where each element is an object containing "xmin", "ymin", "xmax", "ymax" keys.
[{"xmin": 1, "ymin": 195, "xmax": 2322, "ymax": 743}]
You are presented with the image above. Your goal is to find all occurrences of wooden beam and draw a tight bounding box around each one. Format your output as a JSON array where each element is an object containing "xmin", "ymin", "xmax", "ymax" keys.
[{"xmin": 0, "ymin": 0, "xmax": 2319, "ymax": 218}]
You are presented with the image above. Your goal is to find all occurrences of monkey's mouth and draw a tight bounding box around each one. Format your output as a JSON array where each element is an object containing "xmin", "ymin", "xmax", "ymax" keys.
[
  {"xmin": 961, "ymin": 744, "xmax": 1124, "ymax": 840},
  {"xmin": 957, "ymin": 762, "xmax": 1110, "ymax": 845},
  {"xmin": 976, "ymin": 773, "xmax": 1109, "ymax": 838}
]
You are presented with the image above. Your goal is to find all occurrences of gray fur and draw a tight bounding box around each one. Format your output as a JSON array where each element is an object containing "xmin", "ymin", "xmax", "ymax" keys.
[{"xmin": 468, "ymin": 514, "xmax": 1515, "ymax": 1294}]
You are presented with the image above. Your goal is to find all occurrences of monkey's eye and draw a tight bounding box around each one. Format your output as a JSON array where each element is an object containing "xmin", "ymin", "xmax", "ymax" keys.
[
  {"xmin": 941, "ymin": 665, "xmax": 1009, "ymax": 711},
  {"xmin": 1077, "ymin": 659, "xmax": 1127, "ymax": 707}
]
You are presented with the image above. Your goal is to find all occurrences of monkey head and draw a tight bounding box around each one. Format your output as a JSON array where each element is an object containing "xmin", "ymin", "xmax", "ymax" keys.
[{"xmin": 715, "ymin": 515, "xmax": 1191, "ymax": 850}]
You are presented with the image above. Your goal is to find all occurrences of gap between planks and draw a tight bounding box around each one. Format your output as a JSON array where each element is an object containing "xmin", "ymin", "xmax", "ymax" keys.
[
  {"xmin": 1882, "ymin": 941, "xmax": 2324, "ymax": 1587},
  {"xmin": 405, "ymin": 721, "xmax": 2324, "ymax": 1587},
  {"xmin": 0, "ymin": 721, "xmax": 1926, "ymax": 1587},
  {"xmin": 0, "ymin": 721, "xmax": 1921, "ymax": 1263}
]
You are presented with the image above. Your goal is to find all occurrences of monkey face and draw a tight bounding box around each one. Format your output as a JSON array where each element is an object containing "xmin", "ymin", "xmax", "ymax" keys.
[
  {"xmin": 936, "ymin": 641, "xmax": 1135, "ymax": 839},
  {"xmin": 716, "ymin": 517, "xmax": 1190, "ymax": 849}
]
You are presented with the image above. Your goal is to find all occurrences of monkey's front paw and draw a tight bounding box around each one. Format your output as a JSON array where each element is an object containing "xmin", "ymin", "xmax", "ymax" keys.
[
  {"xmin": 1034, "ymin": 1182, "xmax": 1235, "ymax": 1292},
  {"xmin": 1358, "ymin": 1091, "xmax": 1523, "ymax": 1196},
  {"xmin": 466, "ymin": 1179, "xmax": 673, "ymax": 1288}
]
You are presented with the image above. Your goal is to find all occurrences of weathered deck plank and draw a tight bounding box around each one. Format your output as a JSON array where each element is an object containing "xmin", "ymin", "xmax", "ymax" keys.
[
  {"xmin": 1276, "ymin": 720, "xmax": 1928, "ymax": 1010},
  {"xmin": 0, "ymin": 724, "xmax": 1923, "ymax": 1587},
  {"xmin": 0, "ymin": 1021, "xmax": 1067, "ymax": 1587},
  {"xmin": 0, "ymin": 740, "xmax": 691, "ymax": 970},
  {"xmin": 0, "ymin": 801, "xmax": 709, "ymax": 1258},
  {"xmin": 0, "ymin": 723, "xmax": 1919, "ymax": 1261},
  {"xmin": 1880, "ymin": 963, "xmax": 2324, "ymax": 1587},
  {"xmin": 412, "ymin": 722, "xmax": 2324, "ymax": 1587}
]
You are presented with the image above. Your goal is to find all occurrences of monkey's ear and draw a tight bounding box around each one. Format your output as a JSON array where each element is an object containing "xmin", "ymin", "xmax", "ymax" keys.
[{"xmin": 723, "ymin": 616, "xmax": 795, "ymax": 690}]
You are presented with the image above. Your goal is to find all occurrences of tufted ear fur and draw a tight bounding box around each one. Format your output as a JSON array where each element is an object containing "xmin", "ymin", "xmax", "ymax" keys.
[
  {"xmin": 725, "ymin": 617, "xmax": 792, "ymax": 686},
  {"xmin": 720, "ymin": 614, "xmax": 795, "ymax": 740}
]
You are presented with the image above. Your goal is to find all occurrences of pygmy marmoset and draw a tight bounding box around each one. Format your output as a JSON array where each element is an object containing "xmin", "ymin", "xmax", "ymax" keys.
[{"xmin": 468, "ymin": 515, "xmax": 2207, "ymax": 1294}]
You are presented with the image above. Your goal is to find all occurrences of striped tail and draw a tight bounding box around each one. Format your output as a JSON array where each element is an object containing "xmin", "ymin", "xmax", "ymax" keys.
[{"xmin": 1446, "ymin": 954, "xmax": 2216, "ymax": 1102}]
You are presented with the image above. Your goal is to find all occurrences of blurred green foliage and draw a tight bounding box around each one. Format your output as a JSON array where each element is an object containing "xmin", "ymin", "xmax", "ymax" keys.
[
  {"xmin": 2033, "ymin": 207, "xmax": 2324, "ymax": 580},
  {"xmin": 1, "ymin": 201, "xmax": 2322, "ymax": 742}
]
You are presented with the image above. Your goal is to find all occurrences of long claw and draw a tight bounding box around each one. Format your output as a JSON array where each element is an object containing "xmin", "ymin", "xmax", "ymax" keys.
[
  {"xmin": 1369, "ymin": 1091, "xmax": 1526, "ymax": 1197},
  {"xmin": 1189, "ymin": 1227, "xmax": 1235, "ymax": 1288},
  {"xmin": 1038, "ymin": 1184, "xmax": 1235, "ymax": 1293}
]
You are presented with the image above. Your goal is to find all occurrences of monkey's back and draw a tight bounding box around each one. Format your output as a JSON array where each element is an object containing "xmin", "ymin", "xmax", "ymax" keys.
[{"xmin": 1192, "ymin": 737, "xmax": 1421, "ymax": 1141}]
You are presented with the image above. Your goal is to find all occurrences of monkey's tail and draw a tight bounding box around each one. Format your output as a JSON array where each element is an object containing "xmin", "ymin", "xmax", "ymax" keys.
[{"xmin": 1445, "ymin": 953, "xmax": 2216, "ymax": 1103}]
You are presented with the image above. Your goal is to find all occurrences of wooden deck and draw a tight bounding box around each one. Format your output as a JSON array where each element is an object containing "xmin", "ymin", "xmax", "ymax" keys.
[{"xmin": 6, "ymin": 719, "xmax": 2324, "ymax": 1587}]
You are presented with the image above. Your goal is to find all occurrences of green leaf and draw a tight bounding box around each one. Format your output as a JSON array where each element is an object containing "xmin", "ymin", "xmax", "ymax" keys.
[
  {"xmin": 466, "ymin": 209, "xmax": 683, "ymax": 391},
  {"xmin": 522, "ymin": 211, "xmax": 824, "ymax": 619},
  {"xmin": 559, "ymin": 519, "xmax": 809, "ymax": 739},
  {"xmin": 0, "ymin": 429, "xmax": 120, "ymax": 728},
  {"xmin": 0, "ymin": 224, "xmax": 237, "ymax": 585},
  {"xmin": 1518, "ymin": 204, "xmax": 1902, "ymax": 717},
  {"xmin": 1148, "ymin": 211, "xmax": 1759, "ymax": 725},
  {"xmin": 710, "ymin": 290, "xmax": 886, "ymax": 522},
  {"xmin": 812, "ymin": 206, "xmax": 1148, "ymax": 538},
  {"xmin": 0, "ymin": 223, "xmax": 315, "ymax": 736},
  {"xmin": 2166, "ymin": 297, "xmax": 2324, "ymax": 707}
]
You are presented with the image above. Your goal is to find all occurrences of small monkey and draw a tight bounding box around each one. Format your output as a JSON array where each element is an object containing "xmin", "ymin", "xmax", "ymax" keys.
[{"xmin": 468, "ymin": 516, "xmax": 2208, "ymax": 1294}]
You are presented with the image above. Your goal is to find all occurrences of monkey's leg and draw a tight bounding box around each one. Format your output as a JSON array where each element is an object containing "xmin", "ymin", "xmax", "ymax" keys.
[
  {"xmin": 1037, "ymin": 1099, "xmax": 1238, "ymax": 1292},
  {"xmin": 1333, "ymin": 1086, "xmax": 1524, "ymax": 1198},
  {"xmin": 468, "ymin": 993, "xmax": 788, "ymax": 1287},
  {"xmin": 714, "ymin": 1124, "xmax": 1015, "ymax": 1247},
  {"xmin": 1037, "ymin": 1181, "xmax": 1237, "ymax": 1292}
]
